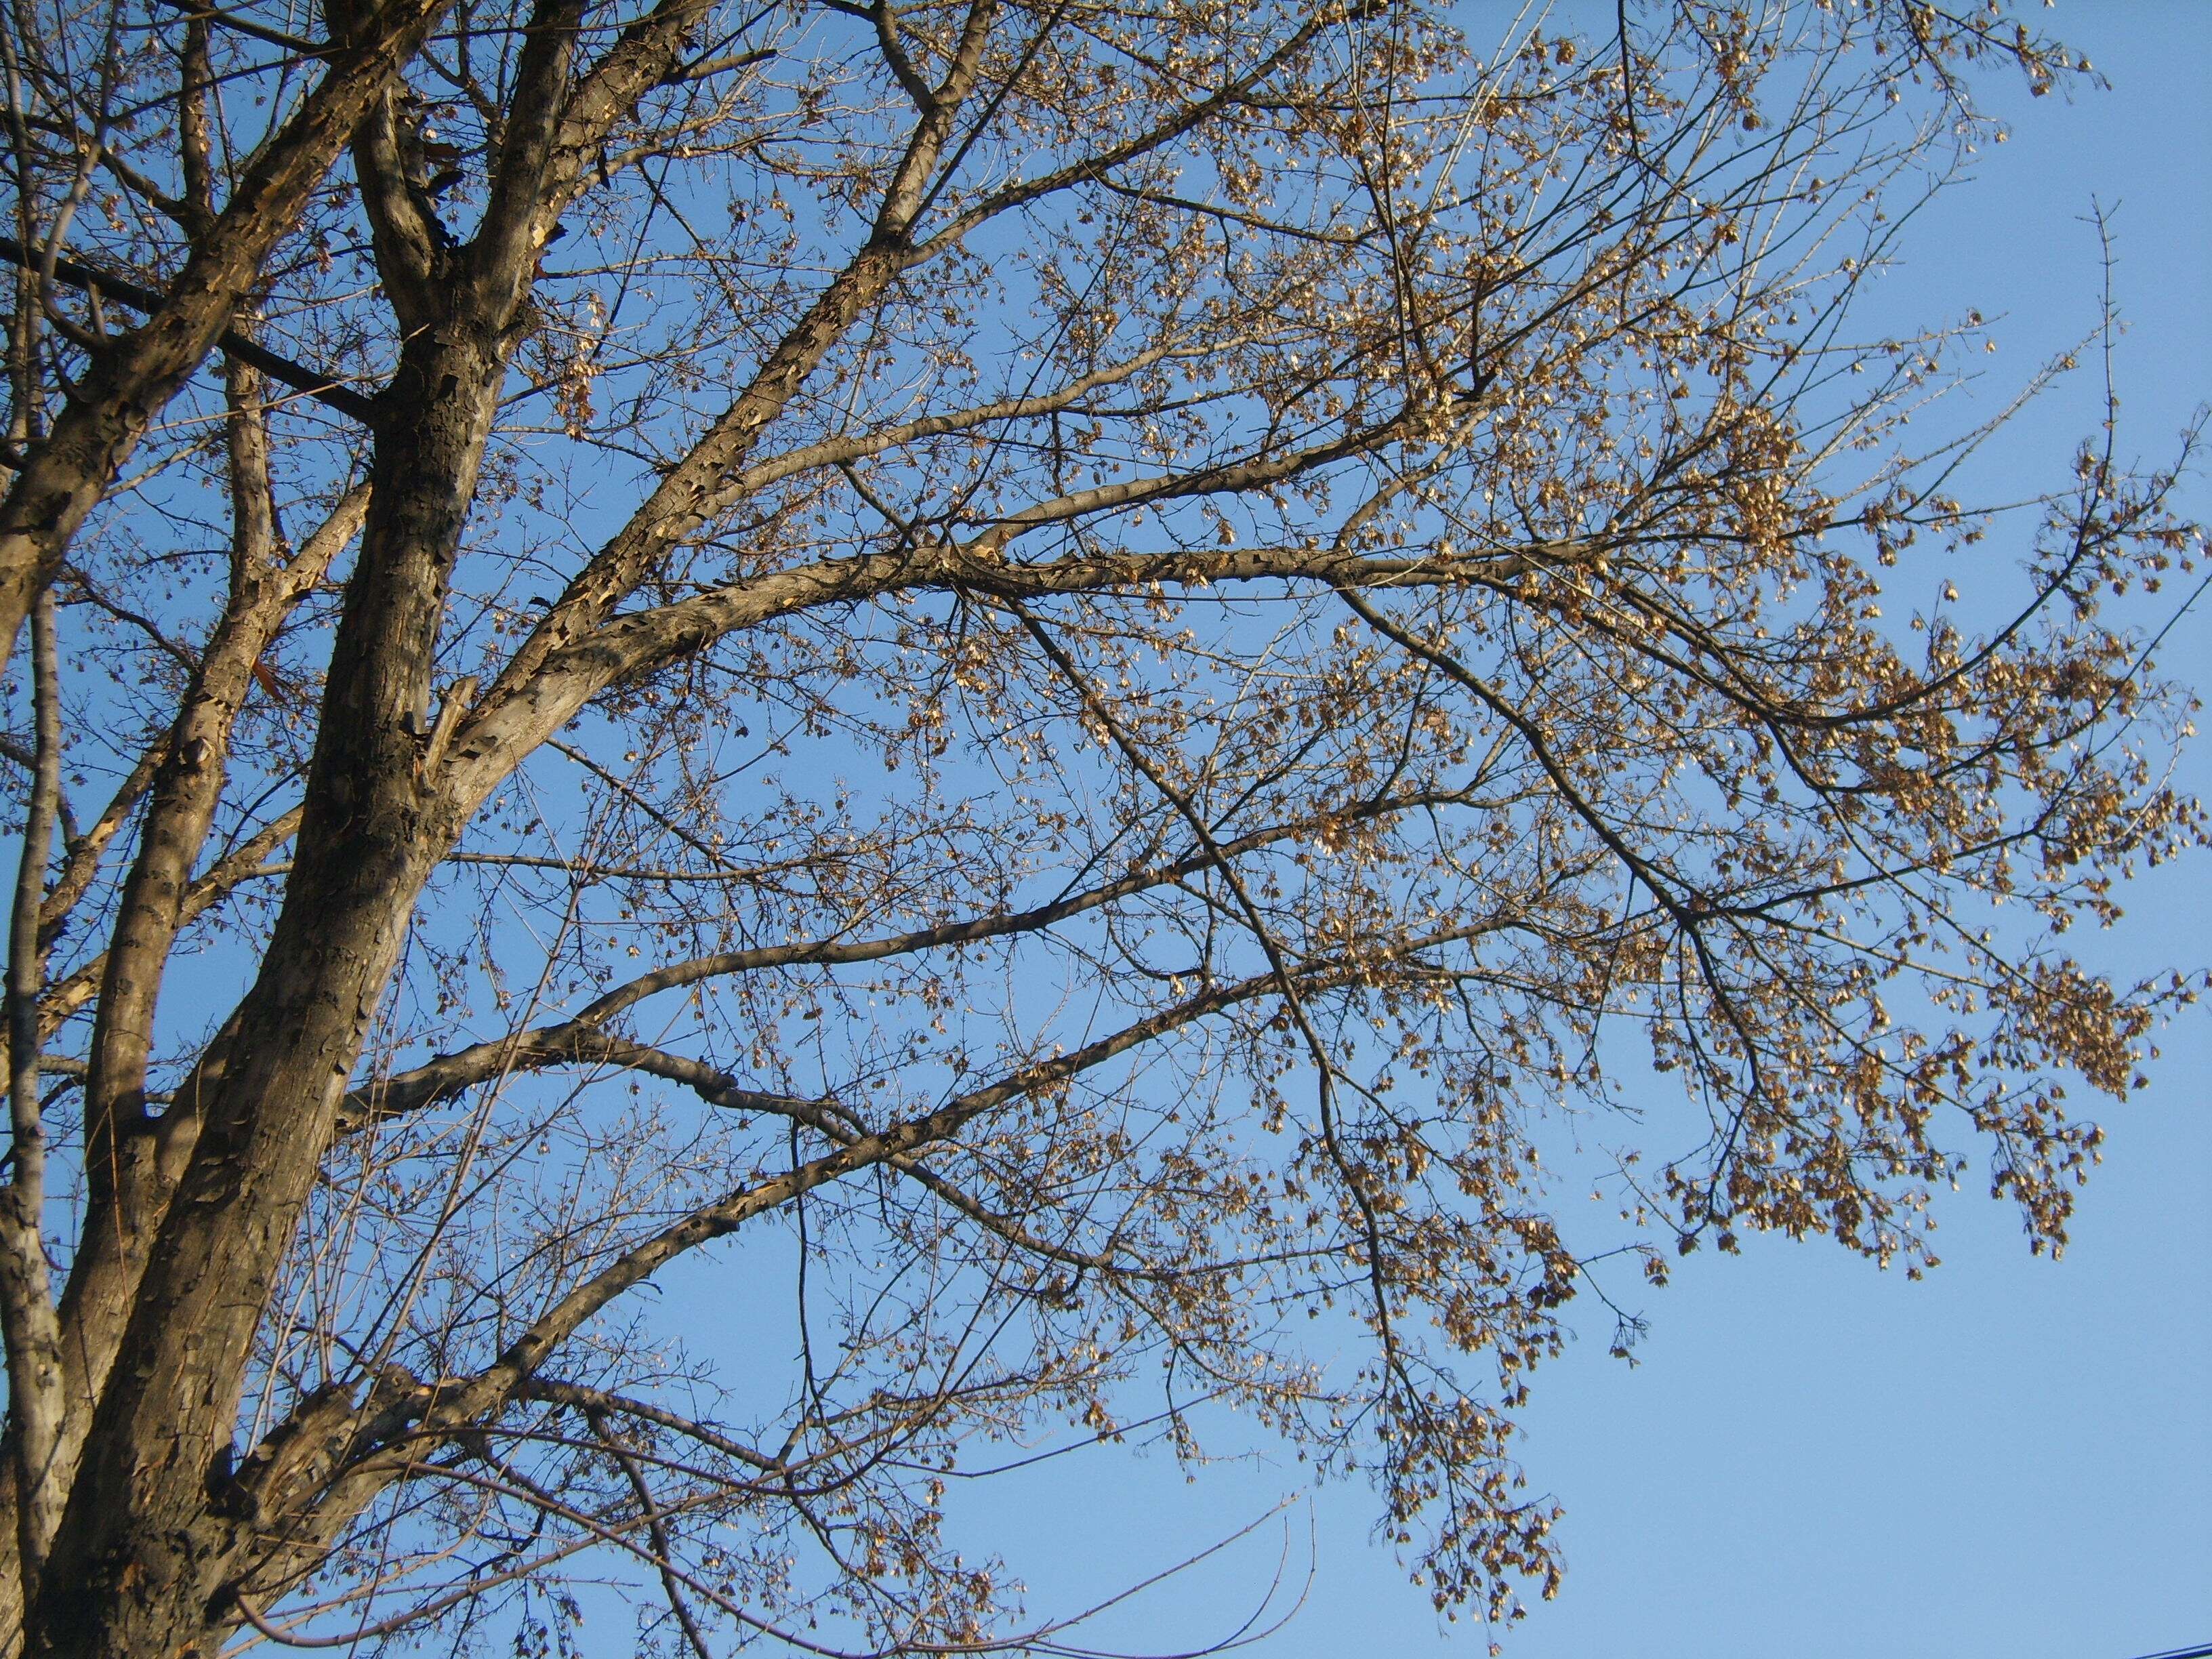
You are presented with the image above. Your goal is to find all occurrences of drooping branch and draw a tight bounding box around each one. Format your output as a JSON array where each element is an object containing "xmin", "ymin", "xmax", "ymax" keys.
[
  {"xmin": 0, "ymin": 237, "xmax": 375, "ymax": 423},
  {"xmin": 346, "ymin": 776, "xmax": 1496, "ymax": 1128}
]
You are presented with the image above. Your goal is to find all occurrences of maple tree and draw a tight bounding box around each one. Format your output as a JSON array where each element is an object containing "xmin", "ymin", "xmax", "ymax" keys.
[{"xmin": 0, "ymin": 0, "xmax": 2200, "ymax": 1654}]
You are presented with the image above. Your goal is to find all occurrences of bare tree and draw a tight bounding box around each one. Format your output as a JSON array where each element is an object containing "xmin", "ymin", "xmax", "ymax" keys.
[{"xmin": 0, "ymin": 0, "xmax": 2199, "ymax": 1653}]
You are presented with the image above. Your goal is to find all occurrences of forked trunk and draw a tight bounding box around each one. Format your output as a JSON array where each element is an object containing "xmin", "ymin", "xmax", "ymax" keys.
[{"xmin": 23, "ymin": 318, "xmax": 508, "ymax": 1658}]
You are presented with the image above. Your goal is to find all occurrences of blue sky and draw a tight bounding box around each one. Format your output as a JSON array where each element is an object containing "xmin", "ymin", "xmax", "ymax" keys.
[{"xmin": 928, "ymin": 9, "xmax": 2212, "ymax": 1658}]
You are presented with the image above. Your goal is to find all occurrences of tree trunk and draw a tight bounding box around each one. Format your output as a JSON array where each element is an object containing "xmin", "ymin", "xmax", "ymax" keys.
[{"xmin": 25, "ymin": 314, "xmax": 506, "ymax": 1658}]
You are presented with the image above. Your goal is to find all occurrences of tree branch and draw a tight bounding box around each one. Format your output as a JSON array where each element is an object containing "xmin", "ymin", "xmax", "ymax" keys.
[{"xmin": 0, "ymin": 237, "xmax": 375, "ymax": 423}]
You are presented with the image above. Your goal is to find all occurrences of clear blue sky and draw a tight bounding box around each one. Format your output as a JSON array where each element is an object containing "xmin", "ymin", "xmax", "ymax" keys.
[{"xmin": 933, "ymin": 9, "xmax": 2212, "ymax": 1658}]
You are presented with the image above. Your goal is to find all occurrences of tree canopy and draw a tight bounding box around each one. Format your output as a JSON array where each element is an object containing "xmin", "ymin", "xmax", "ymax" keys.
[{"xmin": 0, "ymin": 0, "xmax": 2200, "ymax": 1654}]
